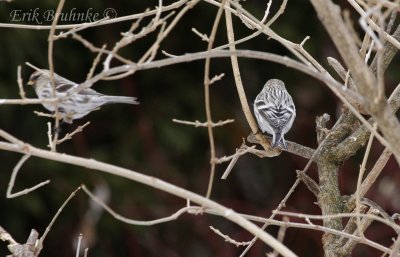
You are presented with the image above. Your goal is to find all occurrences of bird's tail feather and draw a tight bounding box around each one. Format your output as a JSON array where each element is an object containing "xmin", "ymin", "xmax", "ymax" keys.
[
  {"xmin": 271, "ymin": 133, "xmax": 287, "ymax": 149},
  {"xmin": 271, "ymin": 133, "xmax": 280, "ymax": 148},
  {"xmin": 279, "ymin": 138, "xmax": 288, "ymax": 149},
  {"xmin": 103, "ymin": 96, "xmax": 139, "ymax": 105}
]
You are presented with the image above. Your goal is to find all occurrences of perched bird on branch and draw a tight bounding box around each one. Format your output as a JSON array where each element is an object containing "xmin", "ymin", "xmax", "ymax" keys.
[
  {"xmin": 254, "ymin": 79, "xmax": 296, "ymax": 149},
  {"xmin": 27, "ymin": 69, "xmax": 139, "ymax": 124}
]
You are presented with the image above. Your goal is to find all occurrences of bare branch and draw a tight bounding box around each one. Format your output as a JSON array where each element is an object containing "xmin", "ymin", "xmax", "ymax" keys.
[
  {"xmin": 268, "ymin": 217, "xmax": 290, "ymax": 257},
  {"xmin": 345, "ymin": 148, "xmax": 392, "ymax": 211},
  {"xmin": 203, "ymin": 0, "xmax": 227, "ymax": 199},
  {"xmin": 172, "ymin": 118, "xmax": 234, "ymax": 127},
  {"xmin": 355, "ymin": 123, "xmax": 377, "ymax": 237},
  {"xmin": 191, "ymin": 27, "xmax": 210, "ymax": 42},
  {"xmin": 6, "ymin": 154, "xmax": 50, "ymax": 198},
  {"xmin": 17, "ymin": 66, "xmax": 26, "ymax": 99},
  {"xmin": 0, "ymin": 134, "xmax": 297, "ymax": 257},
  {"xmin": 38, "ymin": 187, "xmax": 82, "ymax": 250},
  {"xmin": 219, "ymin": 144, "xmax": 257, "ymax": 179},
  {"xmin": 210, "ymin": 226, "xmax": 251, "ymax": 247},
  {"xmin": 57, "ymin": 122, "xmax": 90, "ymax": 144},
  {"xmin": 247, "ymin": 133, "xmax": 315, "ymax": 159}
]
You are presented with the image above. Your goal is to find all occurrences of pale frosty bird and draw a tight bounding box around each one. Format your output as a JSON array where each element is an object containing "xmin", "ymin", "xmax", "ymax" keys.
[
  {"xmin": 27, "ymin": 70, "xmax": 139, "ymax": 124},
  {"xmin": 253, "ymin": 79, "xmax": 296, "ymax": 149}
]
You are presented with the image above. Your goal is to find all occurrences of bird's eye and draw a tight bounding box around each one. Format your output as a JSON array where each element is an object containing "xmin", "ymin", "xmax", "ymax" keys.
[{"xmin": 30, "ymin": 72, "xmax": 41, "ymax": 81}]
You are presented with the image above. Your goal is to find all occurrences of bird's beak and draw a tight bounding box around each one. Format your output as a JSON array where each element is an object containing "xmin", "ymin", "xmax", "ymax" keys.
[{"xmin": 27, "ymin": 80, "xmax": 34, "ymax": 86}]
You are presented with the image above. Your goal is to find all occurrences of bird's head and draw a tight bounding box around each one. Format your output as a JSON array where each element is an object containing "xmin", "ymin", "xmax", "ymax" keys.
[
  {"xmin": 27, "ymin": 70, "xmax": 56, "ymax": 89},
  {"xmin": 264, "ymin": 79, "xmax": 285, "ymax": 90}
]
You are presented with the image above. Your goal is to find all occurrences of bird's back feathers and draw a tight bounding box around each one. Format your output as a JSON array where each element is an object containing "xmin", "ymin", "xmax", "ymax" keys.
[{"xmin": 254, "ymin": 79, "xmax": 296, "ymax": 149}]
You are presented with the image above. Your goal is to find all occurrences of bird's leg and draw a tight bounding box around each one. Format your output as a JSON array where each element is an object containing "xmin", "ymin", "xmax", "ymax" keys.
[
  {"xmin": 53, "ymin": 114, "xmax": 68, "ymax": 135},
  {"xmin": 50, "ymin": 108, "xmax": 64, "ymax": 135},
  {"xmin": 53, "ymin": 120, "xmax": 64, "ymax": 135}
]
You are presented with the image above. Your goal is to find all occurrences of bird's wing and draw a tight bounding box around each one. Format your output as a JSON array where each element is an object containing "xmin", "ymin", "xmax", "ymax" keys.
[
  {"xmin": 78, "ymin": 87, "xmax": 103, "ymax": 96},
  {"xmin": 259, "ymin": 104, "xmax": 294, "ymax": 132},
  {"xmin": 52, "ymin": 74, "xmax": 78, "ymax": 93},
  {"xmin": 55, "ymin": 81, "xmax": 102, "ymax": 97},
  {"xmin": 55, "ymin": 82, "xmax": 76, "ymax": 93}
]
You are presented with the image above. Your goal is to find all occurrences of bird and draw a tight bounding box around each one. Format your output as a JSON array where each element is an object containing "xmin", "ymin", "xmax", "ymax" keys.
[
  {"xmin": 253, "ymin": 79, "xmax": 296, "ymax": 149},
  {"xmin": 27, "ymin": 69, "xmax": 139, "ymax": 124}
]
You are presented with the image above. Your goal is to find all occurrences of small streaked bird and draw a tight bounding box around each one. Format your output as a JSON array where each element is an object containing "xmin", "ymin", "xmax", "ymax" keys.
[
  {"xmin": 254, "ymin": 79, "xmax": 296, "ymax": 149},
  {"xmin": 27, "ymin": 69, "xmax": 139, "ymax": 124}
]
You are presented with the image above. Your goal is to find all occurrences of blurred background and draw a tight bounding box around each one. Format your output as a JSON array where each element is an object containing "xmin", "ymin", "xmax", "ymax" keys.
[{"xmin": 0, "ymin": 0, "xmax": 399, "ymax": 256}]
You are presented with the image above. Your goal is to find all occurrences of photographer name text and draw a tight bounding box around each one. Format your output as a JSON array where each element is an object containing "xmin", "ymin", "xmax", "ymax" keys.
[{"xmin": 10, "ymin": 8, "xmax": 117, "ymax": 24}]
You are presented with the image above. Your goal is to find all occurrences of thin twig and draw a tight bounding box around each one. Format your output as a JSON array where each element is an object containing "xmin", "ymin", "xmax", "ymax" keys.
[
  {"xmin": 220, "ymin": 144, "xmax": 257, "ymax": 179},
  {"xmin": 268, "ymin": 217, "xmax": 289, "ymax": 257},
  {"xmin": 75, "ymin": 234, "xmax": 83, "ymax": 257},
  {"xmin": 38, "ymin": 187, "xmax": 82, "ymax": 248},
  {"xmin": 203, "ymin": 0, "xmax": 227, "ymax": 199},
  {"xmin": 6, "ymin": 154, "xmax": 50, "ymax": 198},
  {"xmin": 82, "ymin": 185, "xmax": 198, "ymax": 225},
  {"xmin": 172, "ymin": 118, "xmax": 234, "ymax": 127},
  {"xmin": 389, "ymin": 234, "xmax": 400, "ymax": 257},
  {"xmin": 346, "ymin": 147, "xmax": 392, "ymax": 211},
  {"xmin": 347, "ymin": 0, "xmax": 400, "ymax": 49},
  {"xmin": 266, "ymin": 0, "xmax": 288, "ymax": 26},
  {"xmin": 210, "ymin": 226, "xmax": 251, "ymax": 247},
  {"xmin": 191, "ymin": 27, "xmax": 209, "ymax": 42},
  {"xmin": 54, "ymin": 17, "xmax": 109, "ymax": 40},
  {"xmin": 274, "ymin": 210, "xmax": 400, "ymax": 232},
  {"xmin": 57, "ymin": 122, "xmax": 90, "ymax": 144},
  {"xmin": 260, "ymin": 0, "xmax": 273, "ymax": 24},
  {"xmin": 209, "ymin": 73, "xmax": 225, "ymax": 85},
  {"xmin": 356, "ymin": 123, "xmax": 377, "ymax": 237},
  {"xmin": 72, "ymin": 33, "xmax": 132, "ymax": 65},
  {"xmin": 17, "ymin": 66, "xmax": 26, "ymax": 99},
  {"xmin": 47, "ymin": 122, "xmax": 55, "ymax": 150},
  {"xmin": 86, "ymin": 45, "xmax": 107, "ymax": 81}
]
